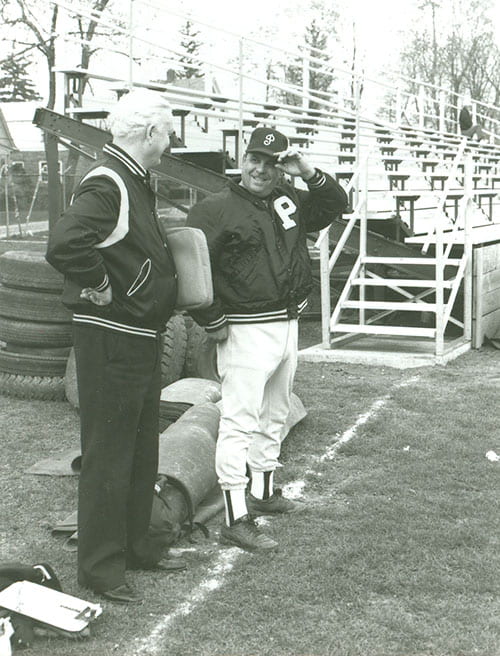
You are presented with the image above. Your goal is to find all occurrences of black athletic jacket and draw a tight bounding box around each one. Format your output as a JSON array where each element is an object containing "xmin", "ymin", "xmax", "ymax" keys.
[
  {"xmin": 46, "ymin": 143, "xmax": 178, "ymax": 338},
  {"xmin": 186, "ymin": 169, "xmax": 348, "ymax": 331}
]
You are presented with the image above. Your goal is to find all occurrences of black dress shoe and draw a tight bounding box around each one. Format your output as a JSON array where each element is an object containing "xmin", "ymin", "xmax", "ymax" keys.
[
  {"xmin": 101, "ymin": 584, "xmax": 143, "ymax": 604},
  {"xmin": 127, "ymin": 557, "xmax": 187, "ymax": 572}
]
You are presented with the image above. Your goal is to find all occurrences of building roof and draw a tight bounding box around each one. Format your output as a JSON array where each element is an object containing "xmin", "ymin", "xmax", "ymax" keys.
[
  {"xmin": 0, "ymin": 107, "xmax": 16, "ymax": 152},
  {"xmin": 0, "ymin": 102, "xmax": 45, "ymax": 152}
]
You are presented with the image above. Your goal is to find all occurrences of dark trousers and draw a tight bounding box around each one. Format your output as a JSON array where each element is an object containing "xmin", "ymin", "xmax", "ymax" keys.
[{"xmin": 73, "ymin": 323, "xmax": 162, "ymax": 592}]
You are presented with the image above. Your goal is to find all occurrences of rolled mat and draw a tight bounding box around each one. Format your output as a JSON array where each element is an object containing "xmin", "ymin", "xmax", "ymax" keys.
[
  {"xmin": 160, "ymin": 377, "xmax": 221, "ymax": 405},
  {"xmin": 157, "ymin": 402, "xmax": 220, "ymax": 519}
]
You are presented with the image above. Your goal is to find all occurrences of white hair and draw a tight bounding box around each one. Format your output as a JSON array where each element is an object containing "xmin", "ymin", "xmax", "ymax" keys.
[{"xmin": 107, "ymin": 89, "xmax": 173, "ymax": 140}]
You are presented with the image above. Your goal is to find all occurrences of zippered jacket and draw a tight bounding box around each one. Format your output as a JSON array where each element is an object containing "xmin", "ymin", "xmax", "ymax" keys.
[
  {"xmin": 46, "ymin": 144, "xmax": 178, "ymax": 337},
  {"xmin": 186, "ymin": 169, "xmax": 348, "ymax": 331}
]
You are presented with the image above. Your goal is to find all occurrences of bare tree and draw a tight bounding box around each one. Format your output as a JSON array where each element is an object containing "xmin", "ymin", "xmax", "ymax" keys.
[
  {"xmin": 0, "ymin": 0, "xmax": 59, "ymax": 108},
  {"xmin": 0, "ymin": 0, "xmax": 114, "ymax": 109},
  {"xmin": 399, "ymin": 0, "xmax": 500, "ymax": 129}
]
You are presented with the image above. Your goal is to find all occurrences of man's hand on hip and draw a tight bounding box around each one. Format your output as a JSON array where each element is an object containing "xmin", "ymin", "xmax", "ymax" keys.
[{"xmin": 80, "ymin": 286, "xmax": 113, "ymax": 306}]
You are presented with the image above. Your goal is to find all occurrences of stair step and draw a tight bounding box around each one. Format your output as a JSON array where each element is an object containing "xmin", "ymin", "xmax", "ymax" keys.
[
  {"xmin": 342, "ymin": 301, "xmax": 436, "ymax": 312},
  {"xmin": 362, "ymin": 256, "xmax": 462, "ymax": 266},
  {"xmin": 330, "ymin": 324, "xmax": 436, "ymax": 338},
  {"xmin": 351, "ymin": 278, "xmax": 454, "ymax": 288}
]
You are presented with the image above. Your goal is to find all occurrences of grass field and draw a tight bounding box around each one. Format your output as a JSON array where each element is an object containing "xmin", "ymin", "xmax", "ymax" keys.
[{"xmin": 2, "ymin": 328, "xmax": 500, "ymax": 656}]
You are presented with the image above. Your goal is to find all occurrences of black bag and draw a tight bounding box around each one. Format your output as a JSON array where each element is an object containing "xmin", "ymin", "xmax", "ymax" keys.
[{"xmin": 131, "ymin": 475, "xmax": 189, "ymax": 568}]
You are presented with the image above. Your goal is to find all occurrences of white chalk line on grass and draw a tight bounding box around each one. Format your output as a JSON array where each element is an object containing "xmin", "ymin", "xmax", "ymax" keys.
[
  {"xmin": 132, "ymin": 373, "xmax": 420, "ymax": 654},
  {"xmin": 133, "ymin": 548, "xmax": 241, "ymax": 655},
  {"xmin": 319, "ymin": 374, "xmax": 420, "ymax": 463}
]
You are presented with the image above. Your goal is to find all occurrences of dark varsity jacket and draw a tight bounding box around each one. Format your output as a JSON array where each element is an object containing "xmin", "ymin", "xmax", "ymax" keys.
[
  {"xmin": 186, "ymin": 169, "xmax": 348, "ymax": 331},
  {"xmin": 46, "ymin": 143, "xmax": 178, "ymax": 338}
]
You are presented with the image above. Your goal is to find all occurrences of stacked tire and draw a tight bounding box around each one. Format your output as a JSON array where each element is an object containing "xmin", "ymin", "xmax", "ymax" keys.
[
  {"xmin": 0, "ymin": 251, "xmax": 208, "ymax": 405},
  {"xmin": 65, "ymin": 313, "xmax": 189, "ymax": 410},
  {"xmin": 0, "ymin": 250, "xmax": 72, "ymax": 400}
]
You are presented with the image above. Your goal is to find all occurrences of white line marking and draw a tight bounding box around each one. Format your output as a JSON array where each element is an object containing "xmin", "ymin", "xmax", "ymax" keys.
[
  {"xmin": 133, "ymin": 549, "xmax": 241, "ymax": 655},
  {"xmin": 133, "ymin": 374, "xmax": 420, "ymax": 652},
  {"xmin": 320, "ymin": 375, "xmax": 419, "ymax": 462}
]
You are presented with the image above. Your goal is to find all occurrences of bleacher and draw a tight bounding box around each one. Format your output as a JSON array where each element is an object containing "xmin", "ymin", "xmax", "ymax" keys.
[{"xmin": 42, "ymin": 1, "xmax": 500, "ymax": 366}]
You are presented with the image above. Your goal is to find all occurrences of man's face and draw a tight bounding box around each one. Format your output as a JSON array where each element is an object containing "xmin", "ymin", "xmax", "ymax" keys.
[
  {"xmin": 240, "ymin": 151, "xmax": 281, "ymax": 198},
  {"xmin": 144, "ymin": 119, "xmax": 173, "ymax": 167}
]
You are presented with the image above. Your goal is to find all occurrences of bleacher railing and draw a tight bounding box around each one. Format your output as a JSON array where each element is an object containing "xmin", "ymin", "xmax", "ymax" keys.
[{"xmin": 49, "ymin": 0, "xmax": 500, "ymax": 149}]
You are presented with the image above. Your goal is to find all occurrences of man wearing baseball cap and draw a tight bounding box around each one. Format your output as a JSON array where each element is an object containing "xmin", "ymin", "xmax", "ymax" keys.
[{"xmin": 187, "ymin": 126, "xmax": 348, "ymax": 551}]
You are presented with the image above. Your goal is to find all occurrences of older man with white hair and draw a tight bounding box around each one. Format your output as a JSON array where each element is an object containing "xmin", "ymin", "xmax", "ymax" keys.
[{"xmin": 47, "ymin": 89, "xmax": 181, "ymax": 603}]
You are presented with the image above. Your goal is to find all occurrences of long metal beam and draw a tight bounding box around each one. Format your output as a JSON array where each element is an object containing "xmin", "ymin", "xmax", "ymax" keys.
[{"xmin": 33, "ymin": 107, "xmax": 230, "ymax": 195}]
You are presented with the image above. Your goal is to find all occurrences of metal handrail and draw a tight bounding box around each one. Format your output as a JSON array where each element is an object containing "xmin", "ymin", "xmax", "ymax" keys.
[{"xmin": 50, "ymin": 0, "xmax": 500, "ymax": 138}]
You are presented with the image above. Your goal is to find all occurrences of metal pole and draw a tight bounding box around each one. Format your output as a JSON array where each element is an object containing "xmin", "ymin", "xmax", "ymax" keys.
[
  {"xmin": 439, "ymin": 90, "xmax": 446, "ymax": 133},
  {"xmin": 418, "ymin": 83, "xmax": 425, "ymax": 129},
  {"xmin": 302, "ymin": 50, "xmax": 310, "ymax": 110},
  {"xmin": 238, "ymin": 38, "xmax": 244, "ymax": 167},
  {"xmin": 4, "ymin": 163, "xmax": 9, "ymax": 239},
  {"xmin": 463, "ymin": 153, "xmax": 473, "ymax": 342},
  {"xmin": 395, "ymin": 86, "xmax": 402, "ymax": 126},
  {"xmin": 359, "ymin": 156, "xmax": 368, "ymax": 327},
  {"xmin": 128, "ymin": 0, "xmax": 134, "ymax": 86},
  {"xmin": 435, "ymin": 198, "xmax": 444, "ymax": 360},
  {"xmin": 320, "ymin": 232, "xmax": 331, "ymax": 348},
  {"xmin": 45, "ymin": 133, "xmax": 62, "ymax": 233},
  {"xmin": 354, "ymin": 73, "xmax": 361, "ymax": 208}
]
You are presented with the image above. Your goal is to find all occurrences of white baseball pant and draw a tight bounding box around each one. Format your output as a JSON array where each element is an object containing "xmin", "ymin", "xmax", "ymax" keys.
[{"xmin": 216, "ymin": 319, "xmax": 298, "ymax": 491}]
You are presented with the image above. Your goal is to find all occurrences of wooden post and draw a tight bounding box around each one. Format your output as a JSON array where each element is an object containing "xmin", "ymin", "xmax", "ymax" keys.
[{"xmin": 44, "ymin": 133, "xmax": 62, "ymax": 232}]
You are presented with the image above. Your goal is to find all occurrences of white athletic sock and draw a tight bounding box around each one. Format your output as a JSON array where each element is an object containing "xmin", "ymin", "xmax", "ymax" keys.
[
  {"xmin": 223, "ymin": 489, "xmax": 247, "ymax": 526},
  {"xmin": 250, "ymin": 470, "xmax": 274, "ymax": 500}
]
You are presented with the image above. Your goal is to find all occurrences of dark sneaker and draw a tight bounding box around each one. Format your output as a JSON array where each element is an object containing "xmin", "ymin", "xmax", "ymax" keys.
[
  {"xmin": 247, "ymin": 489, "xmax": 300, "ymax": 516},
  {"xmin": 220, "ymin": 516, "xmax": 278, "ymax": 552}
]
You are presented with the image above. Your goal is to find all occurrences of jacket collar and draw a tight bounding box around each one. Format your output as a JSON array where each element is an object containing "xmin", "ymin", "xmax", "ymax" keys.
[{"xmin": 103, "ymin": 142, "xmax": 149, "ymax": 181}]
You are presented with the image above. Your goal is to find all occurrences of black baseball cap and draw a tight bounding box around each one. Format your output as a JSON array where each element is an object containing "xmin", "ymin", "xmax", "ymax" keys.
[{"xmin": 246, "ymin": 127, "xmax": 289, "ymax": 157}]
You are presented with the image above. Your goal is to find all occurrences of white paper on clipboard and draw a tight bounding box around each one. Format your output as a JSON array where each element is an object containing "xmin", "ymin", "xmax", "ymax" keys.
[{"xmin": 0, "ymin": 581, "xmax": 102, "ymax": 633}]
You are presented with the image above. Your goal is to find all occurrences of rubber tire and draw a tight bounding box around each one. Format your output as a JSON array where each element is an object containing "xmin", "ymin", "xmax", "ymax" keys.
[
  {"xmin": 65, "ymin": 315, "xmax": 190, "ymax": 409},
  {"xmin": 182, "ymin": 315, "xmax": 219, "ymax": 382},
  {"xmin": 182, "ymin": 315, "xmax": 207, "ymax": 377},
  {"xmin": 161, "ymin": 314, "xmax": 187, "ymax": 388},
  {"xmin": 0, "ymin": 250, "xmax": 63, "ymax": 292},
  {"xmin": 0, "ymin": 316, "xmax": 72, "ymax": 348},
  {"xmin": 0, "ymin": 346, "xmax": 68, "ymax": 376},
  {"xmin": 0, "ymin": 285, "xmax": 71, "ymax": 323},
  {"xmin": 0, "ymin": 372, "xmax": 65, "ymax": 400}
]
